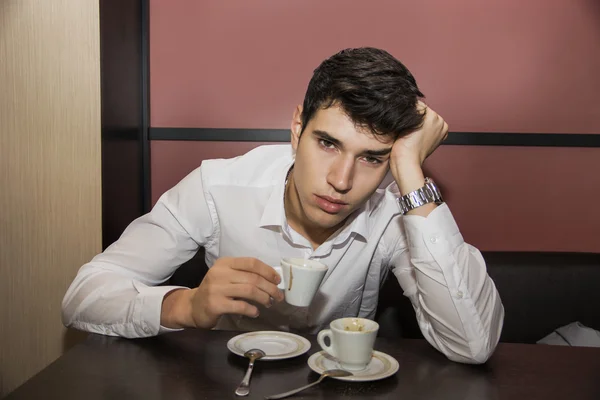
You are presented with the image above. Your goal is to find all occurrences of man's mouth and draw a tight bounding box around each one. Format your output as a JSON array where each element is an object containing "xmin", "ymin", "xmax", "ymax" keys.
[{"xmin": 314, "ymin": 195, "xmax": 348, "ymax": 214}]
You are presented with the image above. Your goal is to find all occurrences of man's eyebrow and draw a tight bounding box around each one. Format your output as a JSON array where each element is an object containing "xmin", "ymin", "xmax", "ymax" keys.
[
  {"xmin": 312, "ymin": 129, "xmax": 392, "ymax": 157},
  {"xmin": 362, "ymin": 147, "xmax": 392, "ymax": 157},
  {"xmin": 312, "ymin": 130, "xmax": 343, "ymax": 147}
]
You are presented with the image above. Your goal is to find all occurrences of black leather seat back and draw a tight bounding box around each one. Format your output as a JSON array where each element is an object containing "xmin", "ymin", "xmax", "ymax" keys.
[
  {"xmin": 376, "ymin": 252, "xmax": 600, "ymax": 343},
  {"xmin": 168, "ymin": 250, "xmax": 600, "ymax": 344}
]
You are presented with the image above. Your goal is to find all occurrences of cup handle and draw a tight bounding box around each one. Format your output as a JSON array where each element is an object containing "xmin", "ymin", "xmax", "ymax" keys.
[
  {"xmin": 272, "ymin": 266, "xmax": 286, "ymax": 290},
  {"xmin": 317, "ymin": 329, "xmax": 336, "ymax": 358}
]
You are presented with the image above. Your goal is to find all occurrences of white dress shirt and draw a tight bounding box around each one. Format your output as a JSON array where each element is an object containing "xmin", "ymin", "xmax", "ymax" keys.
[{"xmin": 62, "ymin": 144, "xmax": 504, "ymax": 364}]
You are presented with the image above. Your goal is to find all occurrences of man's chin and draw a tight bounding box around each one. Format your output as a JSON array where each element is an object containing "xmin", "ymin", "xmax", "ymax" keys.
[{"xmin": 306, "ymin": 208, "xmax": 349, "ymax": 230}]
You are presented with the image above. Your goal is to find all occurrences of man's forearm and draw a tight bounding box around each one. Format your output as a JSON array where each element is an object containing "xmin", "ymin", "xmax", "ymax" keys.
[
  {"xmin": 394, "ymin": 206, "xmax": 504, "ymax": 364},
  {"xmin": 62, "ymin": 265, "xmax": 187, "ymax": 338}
]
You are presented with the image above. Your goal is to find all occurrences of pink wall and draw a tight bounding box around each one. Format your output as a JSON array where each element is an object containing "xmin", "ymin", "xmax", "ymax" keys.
[
  {"xmin": 150, "ymin": 141, "xmax": 269, "ymax": 204},
  {"xmin": 151, "ymin": 141, "xmax": 600, "ymax": 253},
  {"xmin": 148, "ymin": 0, "xmax": 600, "ymax": 252},
  {"xmin": 150, "ymin": 0, "xmax": 600, "ymax": 133}
]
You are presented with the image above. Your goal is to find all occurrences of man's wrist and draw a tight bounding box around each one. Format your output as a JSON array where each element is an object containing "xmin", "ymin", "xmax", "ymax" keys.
[
  {"xmin": 397, "ymin": 178, "xmax": 443, "ymax": 215},
  {"xmin": 161, "ymin": 288, "xmax": 195, "ymax": 329},
  {"xmin": 391, "ymin": 158, "xmax": 441, "ymax": 217},
  {"xmin": 391, "ymin": 158, "xmax": 426, "ymax": 196}
]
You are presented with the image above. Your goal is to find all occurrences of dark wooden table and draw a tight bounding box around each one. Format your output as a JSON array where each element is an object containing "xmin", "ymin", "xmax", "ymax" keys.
[{"xmin": 5, "ymin": 329, "xmax": 600, "ymax": 399}]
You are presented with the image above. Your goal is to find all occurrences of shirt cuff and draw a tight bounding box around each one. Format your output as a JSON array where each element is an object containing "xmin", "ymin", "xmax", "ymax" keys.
[
  {"xmin": 133, "ymin": 282, "xmax": 188, "ymax": 336},
  {"xmin": 402, "ymin": 203, "xmax": 465, "ymax": 254}
]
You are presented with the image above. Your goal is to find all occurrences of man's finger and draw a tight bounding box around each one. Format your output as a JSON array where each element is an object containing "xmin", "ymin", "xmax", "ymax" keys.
[
  {"xmin": 228, "ymin": 270, "xmax": 284, "ymax": 302},
  {"xmin": 223, "ymin": 283, "xmax": 272, "ymax": 307},
  {"xmin": 229, "ymin": 257, "xmax": 281, "ymax": 285},
  {"xmin": 216, "ymin": 298, "xmax": 259, "ymax": 319}
]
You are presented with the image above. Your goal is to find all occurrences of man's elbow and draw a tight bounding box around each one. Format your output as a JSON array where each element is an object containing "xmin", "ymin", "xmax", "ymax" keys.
[
  {"xmin": 446, "ymin": 343, "xmax": 497, "ymax": 364},
  {"xmin": 61, "ymin": 277, "xmax": 85, "ymax": 329},
  {"xmin": 447, "ymin": 311, "xmax": 504, "ymax": 364}
]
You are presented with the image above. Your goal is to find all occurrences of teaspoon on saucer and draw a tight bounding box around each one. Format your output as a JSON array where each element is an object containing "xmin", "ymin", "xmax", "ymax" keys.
[
  {"xmin": 235, "ymin": 348, "xmax": 266, "ymax": 396},
  {"xmin": 264, "ymin": 369, "xmax": 352, "ymax": 399}
]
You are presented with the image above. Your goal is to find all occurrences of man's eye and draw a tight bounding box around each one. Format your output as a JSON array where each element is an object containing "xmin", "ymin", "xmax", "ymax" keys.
[
  {"xmin": 319, "ymin": 139, "xmax": 335, "ymax": 149},
  {"xmin": 364, "ymin": 156, "xmax": 382, "ymax": 164}
]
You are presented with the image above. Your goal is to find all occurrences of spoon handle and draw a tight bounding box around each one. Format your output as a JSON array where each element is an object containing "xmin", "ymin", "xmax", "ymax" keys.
[
  {"xmin": 235, "ymin": 358, "xmax": 256, "ymax": 396},
  {"xmin": 264, "ymin": 376, "xmax": 325, "ymax": 400}
]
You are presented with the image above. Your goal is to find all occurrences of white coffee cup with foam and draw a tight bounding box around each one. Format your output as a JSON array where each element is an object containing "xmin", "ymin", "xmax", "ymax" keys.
[{"xmin": 317, "ymin": 317, "xmax": 379, "ymax": 370}]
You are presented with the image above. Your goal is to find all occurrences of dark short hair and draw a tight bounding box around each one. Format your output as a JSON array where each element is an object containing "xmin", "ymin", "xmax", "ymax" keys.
[{"xmin": 301, "ymin": 47, "xmax": 425, "ymax": 141}]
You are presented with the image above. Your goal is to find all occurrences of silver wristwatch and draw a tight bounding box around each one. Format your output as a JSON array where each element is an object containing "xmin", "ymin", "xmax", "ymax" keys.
[{"xmin": 397, "ymin": 178, "xmax": 444, "ymax": 215}]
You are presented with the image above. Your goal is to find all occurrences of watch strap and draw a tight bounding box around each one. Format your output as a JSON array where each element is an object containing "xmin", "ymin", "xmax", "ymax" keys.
[{"xmin": 397, "ymin": 178, "xmax": 443, "ymax": 215}]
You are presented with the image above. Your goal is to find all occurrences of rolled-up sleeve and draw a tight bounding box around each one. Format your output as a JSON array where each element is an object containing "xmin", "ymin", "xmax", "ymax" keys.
[
  {"xmin": 61, "ymin": 166, "xmax": 217, "ymax": 338},
  {"xmin": 385, "ymin": 203, "xmax": 504, "ymax": 364}
]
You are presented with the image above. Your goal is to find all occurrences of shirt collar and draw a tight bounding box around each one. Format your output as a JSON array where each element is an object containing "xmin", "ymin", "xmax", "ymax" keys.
[{"xmin": 259, "ymin": 161, "xmax": 294, "ymax": 229}]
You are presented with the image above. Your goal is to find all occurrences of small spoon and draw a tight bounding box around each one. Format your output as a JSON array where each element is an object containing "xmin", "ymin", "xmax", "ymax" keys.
[
  {"xmin": 264, "ymin": 369, "xmax": 353, "ymax": 399},
  {"xmin": 235, "ymin": 348, "xmax": 266, "ymax": 397}
]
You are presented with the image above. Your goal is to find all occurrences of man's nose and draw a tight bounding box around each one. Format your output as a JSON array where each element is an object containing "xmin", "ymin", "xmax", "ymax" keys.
[{"xmin": 326, "ymin": 157, "xmax": 354, "ymax": 193}]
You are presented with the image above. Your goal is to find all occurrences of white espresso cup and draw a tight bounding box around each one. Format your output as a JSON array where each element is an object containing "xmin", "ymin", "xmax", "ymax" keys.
[
  {"xmin": 272, "ymin": 258, "xmax": 328, "ymax": 307},
  {"xmin": 317, "ymin": 317, "xmax": 379, "ymax": 370}
]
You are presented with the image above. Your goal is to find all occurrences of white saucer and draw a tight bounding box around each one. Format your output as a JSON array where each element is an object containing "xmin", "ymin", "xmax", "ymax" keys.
[
  {"xmin": 227, "ymin": 331, "xmax": 311, "ymax": 360},
  {"xmin": 307, "ymin": 350, "xmax": 399, "ymax": 382}
]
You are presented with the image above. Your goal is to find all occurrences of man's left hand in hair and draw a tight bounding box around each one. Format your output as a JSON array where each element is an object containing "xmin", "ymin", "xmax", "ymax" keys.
[{"xmin": 389, "ymin": 102, "xmax": 448, "ymax": 217}]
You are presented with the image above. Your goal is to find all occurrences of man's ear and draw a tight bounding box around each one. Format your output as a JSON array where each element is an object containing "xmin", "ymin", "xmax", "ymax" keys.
[{"xmin": 290, "ymin": 104, "xmax": 303, "ymax": 151}]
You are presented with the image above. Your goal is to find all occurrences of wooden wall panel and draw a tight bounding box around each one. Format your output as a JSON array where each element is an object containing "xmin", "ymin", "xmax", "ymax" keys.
[{"xmin": 0, "ymin": 1, "xmax": 101, "ymax": 395}]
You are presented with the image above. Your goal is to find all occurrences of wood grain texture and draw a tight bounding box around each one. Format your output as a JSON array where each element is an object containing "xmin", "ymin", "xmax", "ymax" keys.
[{"xmin": 0, "ymin": 0, "xmax": 101, "ymax": 396}]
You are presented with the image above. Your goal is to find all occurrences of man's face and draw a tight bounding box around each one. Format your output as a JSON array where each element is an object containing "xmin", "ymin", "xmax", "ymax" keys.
[{"xmin": 289, "ymin": 104, "xmax": 393, "ymax": 235}]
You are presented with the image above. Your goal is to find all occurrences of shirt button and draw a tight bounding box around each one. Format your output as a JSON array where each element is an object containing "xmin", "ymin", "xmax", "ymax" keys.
[
  {"xmin": 143, "ymin": 326, "xmax": 151, "ymax": 334},
  {"xmin": 430, "ymin": 236, "xmax": 439, "ymax": 244},
  {"xmin": 456, "ymin": 291, "xmax": 464, "ymax": 299}
]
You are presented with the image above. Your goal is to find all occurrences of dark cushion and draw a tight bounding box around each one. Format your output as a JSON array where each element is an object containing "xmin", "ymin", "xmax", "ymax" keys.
[
  {"xmin": 375, "ymin": 252, "xmax": 600, "ymax": 343},
  {"xmin": 167, "ymin": 249, "xmax": 207, "ymax": 288},
  {"xmin": 167, "ymin": 250, "xmax": 600, "ymax": 344}
]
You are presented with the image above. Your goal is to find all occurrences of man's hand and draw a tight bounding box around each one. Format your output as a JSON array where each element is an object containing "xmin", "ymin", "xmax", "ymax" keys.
[
  {"xmin": 389, "ymin": 102, "xmax": 448, "ymax": 216},
  {"xmin": 391, "ymin": 101, "xmax": 448, "ymax": 172},
  {"xmin": 161, "ymin": 257, "xmax": 284, "ymax": 330}
]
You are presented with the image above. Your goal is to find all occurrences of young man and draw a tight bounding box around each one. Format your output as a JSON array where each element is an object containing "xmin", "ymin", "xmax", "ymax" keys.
[{"xmin": 62, "ymin": 47, "xmax": 504, "ymax": 364}]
